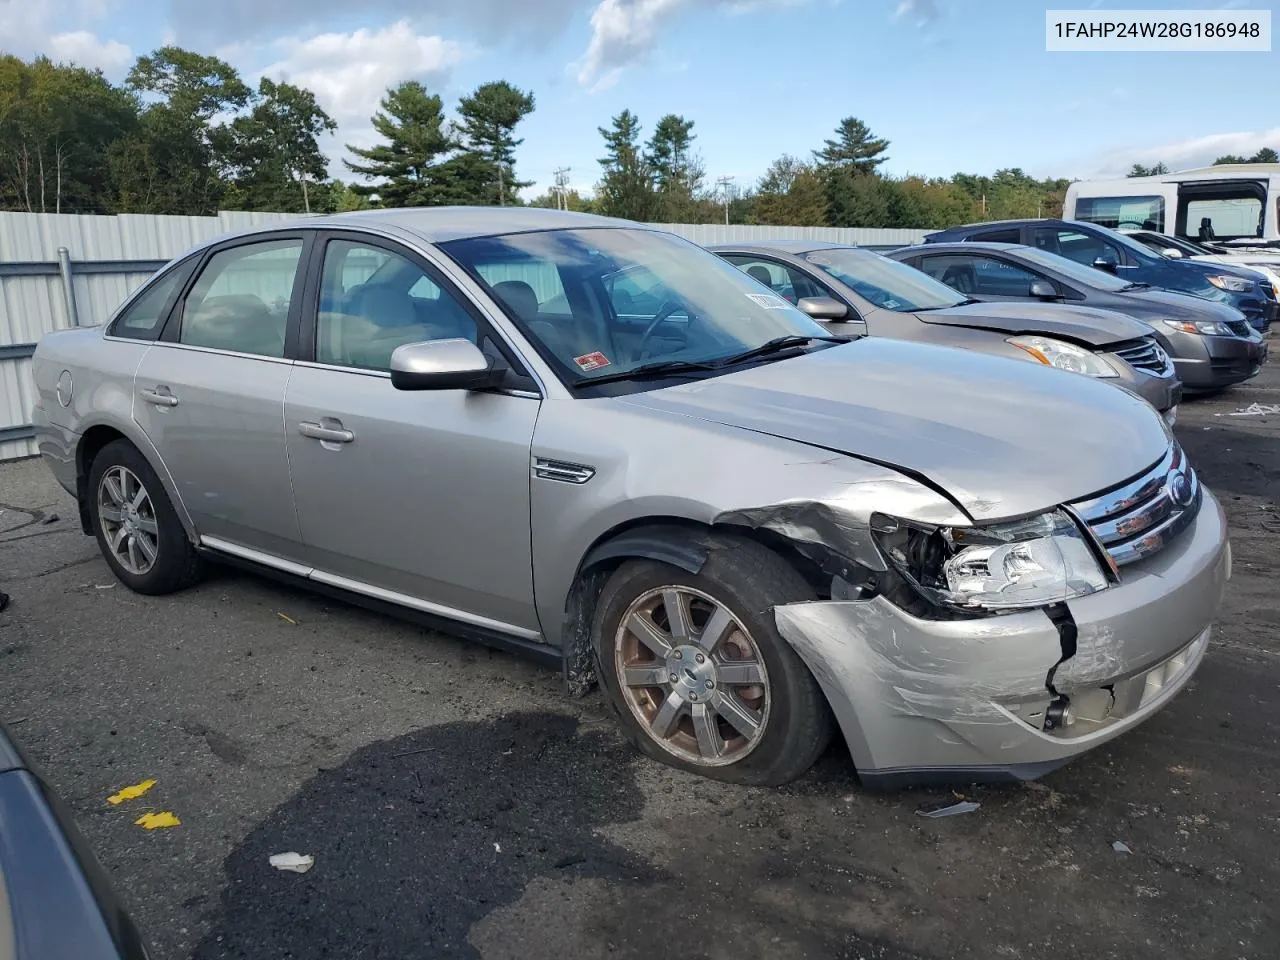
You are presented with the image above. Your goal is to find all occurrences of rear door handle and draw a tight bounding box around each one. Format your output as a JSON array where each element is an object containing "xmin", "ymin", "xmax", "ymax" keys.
[
  {"xmin": 299, "ymin": 420, "xmax": 355, "ymax": 444},
  {"xmin": 140, "ymin": 386, "xmax": 179, "ymax": 407}
]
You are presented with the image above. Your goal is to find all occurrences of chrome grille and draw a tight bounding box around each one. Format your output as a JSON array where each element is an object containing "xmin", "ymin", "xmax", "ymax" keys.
[
  {"xmin": 1071, "ymin": 445, "xmax": 1201, "ymax": 568},
  {"xmin": 1110, "ymin": 337, "xmax": 1173, "ymax": 375}
]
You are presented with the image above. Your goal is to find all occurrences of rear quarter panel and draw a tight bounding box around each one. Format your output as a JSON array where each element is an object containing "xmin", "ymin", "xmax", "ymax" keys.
[{"xmin": 31, "ymin": 329, "xmax": 194, "ymax": 536}]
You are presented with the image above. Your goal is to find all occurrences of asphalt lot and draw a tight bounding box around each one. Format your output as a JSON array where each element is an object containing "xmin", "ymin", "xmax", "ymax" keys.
[{"xmin": 1, "ymin": 356, "xmax": 1278, "ymax": 960}]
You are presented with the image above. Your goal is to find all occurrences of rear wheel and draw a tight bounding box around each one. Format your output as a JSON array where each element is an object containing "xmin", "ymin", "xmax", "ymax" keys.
[
  {"xmin": 87, "ymin": 440, "xmax": 202, "ymax": 594},
  {"xmin": 592, "ymin": 539, "xmax": 833, "ymax": 785}
]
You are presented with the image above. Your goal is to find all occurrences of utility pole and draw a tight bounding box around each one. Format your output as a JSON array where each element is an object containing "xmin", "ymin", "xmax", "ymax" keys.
[
  {"xmin": 553, "ymin": 167, "xmax": 572, "ymax": 210},
  {"xmin": 716, "ymin": 175, "xmax": 735, "ymax": 225}
]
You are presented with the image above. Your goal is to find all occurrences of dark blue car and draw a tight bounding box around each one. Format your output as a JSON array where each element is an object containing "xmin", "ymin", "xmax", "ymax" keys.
[{"xmin": 924, "ymin": 218, "xmax": 1276, "ymax": 332}]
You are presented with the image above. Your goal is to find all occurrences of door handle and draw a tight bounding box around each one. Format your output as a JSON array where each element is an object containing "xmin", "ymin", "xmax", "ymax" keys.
[
  {"xmin": 140, "ymin": 387, "xmax": 179, "ymax": 407},
  {"xmin": 299, "ymin": 420, "xmax": 354, "ymax": 444}
]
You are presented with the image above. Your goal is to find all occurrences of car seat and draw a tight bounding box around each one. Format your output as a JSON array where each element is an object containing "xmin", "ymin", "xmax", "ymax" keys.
[
  {"xmin": 746, "ymin": 265, "xmax": 774, "ymax": 288},
  {"xmin": 1198, "ymin": 218, "xmax": 1216, "ymax": 241},
  {"xmin": 940, "ymin": 264, "xmax": 977, "ymax": 294},
  {"xmin": 182, "ymin": 295, "xmax": 284, "ymax": 356}
]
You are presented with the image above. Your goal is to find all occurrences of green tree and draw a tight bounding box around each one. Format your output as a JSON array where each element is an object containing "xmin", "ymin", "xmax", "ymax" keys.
[
  {"xmin": 224, "ymin": 78, "xmax": 336, "ymax": 213},
  {"xmin": 1216, "ymin": 147, "xmax": 1278, "ymax": 164},
  {"xmin": 109, "ymin": 47, "xmax": 251, "ymax": 213},
  {"xmin": 825, "ymin": 168, "xmax": 891, "ymax": 227},
  {"xmin": 455, "ymin": 81, "xmax": 535, "ymax": 205},
  {"xmin": 645, "ymin": 113, "xmax": 702, "ymax": 220},
  {"xmin": 529, "ymin": 187, "xmax": 596, "ymax": 213},
  {"xmin": 344, "ymin": 81, "xmax": 456, "ymax": 206},
  {"xmin": 1127, "ymin": 162, "xmax": 1168, "ymax": 177},
  {"xmin": 0, "ymin": 56, "xmax": 138, "ymax": 213},
  {"xmin": 752, "ymin": 155, "xmax": 827, "ymax": 226},
  {"xmin": 595, "ymin": 109, "xmax": 655, "ymax": 220},
  {"xmin": 814, "ymin": 116, "xmax": 889, "ymax": 173}
]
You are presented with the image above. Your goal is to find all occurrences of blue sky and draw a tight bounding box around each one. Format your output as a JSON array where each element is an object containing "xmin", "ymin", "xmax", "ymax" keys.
[{"xmin": 8, "ymin": 0, "xmax": 1279, "ymax": 198}]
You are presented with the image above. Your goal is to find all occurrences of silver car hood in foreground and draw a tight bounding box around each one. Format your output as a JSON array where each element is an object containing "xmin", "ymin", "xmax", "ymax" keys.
[
  {"xmin": 920, "ymin": 300, "xmax": 1151, "ymax": 346},
  {"xmin": 619, "ymin": 339, "xmax": 1171, "ymax": 521}
]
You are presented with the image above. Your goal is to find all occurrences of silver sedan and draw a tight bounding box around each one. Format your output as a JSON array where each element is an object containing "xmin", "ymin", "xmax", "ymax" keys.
[{"xmin": 30, "ymin": 209, "xmax": 1230, "ymax": 788}]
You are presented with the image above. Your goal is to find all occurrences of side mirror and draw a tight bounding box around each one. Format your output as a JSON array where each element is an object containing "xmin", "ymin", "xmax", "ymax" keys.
[
  {"xmin": 796, "ymin": 296, "xmax": 850, "ymax": 321},
  {"xmin": 1092, "ymin": 256, "xmax": 1119, "ymax": 274},
  {"xmin": 1161, "ymin": 247, "xmax": 1184, "ymax": 259},
  {"xmin": 389, "ymin": 339, "xmax": 504, "ymax": 391},
  {"xmin": 1028, "ymin": 279, "xmax": 1058, "ymax": 299}
]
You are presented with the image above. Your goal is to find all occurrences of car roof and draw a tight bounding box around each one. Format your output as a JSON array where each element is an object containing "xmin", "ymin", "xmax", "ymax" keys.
[
  {"xmin": 214, "ymin": 207, "xmax": 641, "ymax": 247},
  {"xmin": 707, "ymin": 239, "xmax": 860, "ymax": 255},
  {"xmin": 895, "ymin": 241, "xmax": 1025, "ymax": 253},
  {"xmin": 929, "ymin": 218, "xmax": 1079, "ymax": 235}
]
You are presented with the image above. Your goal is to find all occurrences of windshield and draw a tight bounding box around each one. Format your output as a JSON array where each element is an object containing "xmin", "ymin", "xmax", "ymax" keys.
[
  {"xmin": 801, "ymin": 248, "xmax": 966, "ymax": 311},
  {"xmin": 1015, "ymin": 246, "xmax": 1136, "ymax": 291},
  {"xmin": 439, "ymin": 228, "xmax": 834, "ymax": 386}
]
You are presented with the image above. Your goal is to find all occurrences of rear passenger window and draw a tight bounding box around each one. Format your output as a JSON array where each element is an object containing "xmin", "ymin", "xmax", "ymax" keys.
[
  {"xmin": 179, "ymin": 239, "xmax": 303, "ymax": 358},
  {"xmin": 110, "ymin": 260, "xmax": 197, "ymax": 340},
  {"xmin": 968, "ymin": 228, "xmax": 1021, "ymax": 243}
]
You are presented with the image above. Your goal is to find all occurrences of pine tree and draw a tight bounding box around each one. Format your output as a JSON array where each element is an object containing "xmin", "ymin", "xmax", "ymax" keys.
[{"xmin": 344, "ymin": 82, "xmax": 456, "ymax": 207}]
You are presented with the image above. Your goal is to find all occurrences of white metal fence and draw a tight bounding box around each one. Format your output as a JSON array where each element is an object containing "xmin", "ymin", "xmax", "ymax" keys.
[{"xmin": 0, "ymin": 210, "xmax": 927, "ymax": 461}]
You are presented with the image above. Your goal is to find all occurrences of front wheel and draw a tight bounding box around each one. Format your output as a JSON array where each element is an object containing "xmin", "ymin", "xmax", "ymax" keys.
[
  {"xmin": 592, "ymin": 539, "xmax": 833, "ymax": 785},
  {"xmin": 87, "ymin": 439, "xmax": 202, "ymax": 595}
]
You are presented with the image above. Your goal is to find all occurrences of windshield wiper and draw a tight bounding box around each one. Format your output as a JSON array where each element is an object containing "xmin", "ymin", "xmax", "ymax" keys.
[
  {"xmin": 577, "ymin": 358, "xmax": 725, "ymax": 387},
  {"xmin": 1121, "ymin": 282, "xmax": 1152, "ymax": 291},
  {"xmin": 713, "ymin": 334, "xmax": 850, "ymax": 367}
]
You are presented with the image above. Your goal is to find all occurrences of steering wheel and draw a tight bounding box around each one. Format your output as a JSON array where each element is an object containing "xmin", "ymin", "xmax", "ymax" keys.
[
  {"xmin": 1116, "ymin": 220, "xmax": 1148, "ymax": 229},
  {"xmin": 633, "ymin": 299, "xmax": 691, "ymax": 360}
]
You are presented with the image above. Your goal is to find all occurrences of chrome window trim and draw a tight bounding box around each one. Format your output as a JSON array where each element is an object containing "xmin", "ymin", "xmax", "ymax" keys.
[
  {"xmin": 200, "ymin": 536, "xmax": 542, "ymax": 640},
  {"xmin": 289, "ymin": 360, "xmax": 541, "ymax": 399},
  {"xmin": 108, "ymin": 337, "xmax": 296, "ymax": 365}
]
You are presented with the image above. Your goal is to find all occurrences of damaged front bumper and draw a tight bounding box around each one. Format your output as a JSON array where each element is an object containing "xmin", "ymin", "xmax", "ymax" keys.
[{"xmin": 774, "ymin": 488, "xmax": 1231, "ymax": 790}]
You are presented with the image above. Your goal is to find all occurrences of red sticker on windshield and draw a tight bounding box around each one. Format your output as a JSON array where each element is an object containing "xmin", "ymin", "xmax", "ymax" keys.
[{"xmin": 574, "ymin": 351, "xmax": 611, "ymax": 371}]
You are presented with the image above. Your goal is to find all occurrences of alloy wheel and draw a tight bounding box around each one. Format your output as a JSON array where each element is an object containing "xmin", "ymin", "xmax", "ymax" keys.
[
  {"xmin": 97, "ymin": 465, "xmax": 160, "ymax": 576},
  {"xmin": 614, "ymin": 585, "xmax": 771, "ymax": 766}
]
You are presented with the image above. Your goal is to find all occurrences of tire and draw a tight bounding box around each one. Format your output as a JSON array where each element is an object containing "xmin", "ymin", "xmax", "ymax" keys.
[
  {"xmin": 592, "ymin": 538, "xmax": 834, "ymax": 786},
  {"xmin": 86, "ymin": 439, "xmax": 202, "ymax": 595}
]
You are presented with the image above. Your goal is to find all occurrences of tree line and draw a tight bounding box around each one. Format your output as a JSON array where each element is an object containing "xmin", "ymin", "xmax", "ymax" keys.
[
  {"xmin": 0, "ymin": 48, "xmax": 535, "ymax": 216},
  {"xmin": 536, "ymin": 110, "xmax": 1073, "ymax": 229},
  {"xmin": 1127, "ymin": 147, "xmax": 1278, "ymax": 178},
  {"xmin": 14, "ymin": 46, "xmax": 1254, "ymax": 228}
]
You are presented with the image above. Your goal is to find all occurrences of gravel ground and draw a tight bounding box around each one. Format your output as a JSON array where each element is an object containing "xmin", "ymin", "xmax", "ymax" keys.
[{"xmin": 1, "ymin": 355, "xmax": 1277, "ymax": 960}]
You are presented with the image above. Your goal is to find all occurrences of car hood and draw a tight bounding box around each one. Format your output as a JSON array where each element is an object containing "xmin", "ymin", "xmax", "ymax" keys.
[
  {"xmin": 913, "ymin": 300, "xmax": 1150, "ymax": 346},
  {"xmin": 618, "ymin": 339, "xmax": 1170, "ymax": 521},
  {"xmin": 1120, "ymin": 287, "xmax": 1248, "ymax": 322}
]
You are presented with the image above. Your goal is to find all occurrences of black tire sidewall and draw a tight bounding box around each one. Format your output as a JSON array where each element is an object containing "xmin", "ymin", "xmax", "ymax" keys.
[
  {"xmin": 87, "ymin": 440, "xmax": 197, "ymax": 594},
  {"xmin": 592, "ymin": 543, "xmax": 833, "ymax": 786}
]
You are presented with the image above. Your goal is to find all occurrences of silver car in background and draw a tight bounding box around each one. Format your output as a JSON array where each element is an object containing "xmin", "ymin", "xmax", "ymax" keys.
[
  {"xmin": 711, "ymin": 241, "xmax": 1182, "ymax": 420},
  {"xmin": 30, "ymin": 209, "xmax": 1229, "ymax": 788}
]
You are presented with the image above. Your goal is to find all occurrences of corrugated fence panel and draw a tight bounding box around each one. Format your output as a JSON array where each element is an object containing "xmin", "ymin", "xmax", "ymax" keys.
[{"xmin": 0, "ymin": 210, "xmax": 927, "ymax": 462}]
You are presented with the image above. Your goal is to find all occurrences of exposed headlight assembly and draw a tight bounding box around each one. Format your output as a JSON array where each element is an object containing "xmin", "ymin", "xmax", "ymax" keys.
[
  {"xmin": 1006, "ymin": 335, "xmax": 1118, "ymax": 377},
  {"xmin": 1207, "ymin": 274, "xmax": 1254, "ymax": 293},
  {"xmin": 871, "ymin": 510, "xmax": 1111, "ymax": 614},
  {"xmin": 1162, "ymin": 318, "xmax": 1235, "ymax": 336}
]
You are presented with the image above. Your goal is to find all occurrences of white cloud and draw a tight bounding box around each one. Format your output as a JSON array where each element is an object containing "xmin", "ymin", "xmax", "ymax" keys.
[
  {"xmin": 259, "ymin": 21, "xmax": 470, "ymax": 126},
  {"xmin": 1087, "ymin": 128, "xmax": 1280, "ymax": 177},
  {"xmin": 46, "ymin": 31, "xmax": 133, "ymax": 75},
  {"xmin": 893, "ymin": 0, "xmax": 940, "ymax": 26},
  {"xmin": 3, "ymin": 0, "xmax": 132, "ymax": 78},
  {"xmin": 574, "ymin": 0, "xmax": 807, "ymax": 90}
]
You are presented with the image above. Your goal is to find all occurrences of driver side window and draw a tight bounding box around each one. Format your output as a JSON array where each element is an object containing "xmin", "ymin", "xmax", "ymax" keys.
[{"xmin": 316, "ymin": 240, "xmax": 478, "ymax": 371}]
